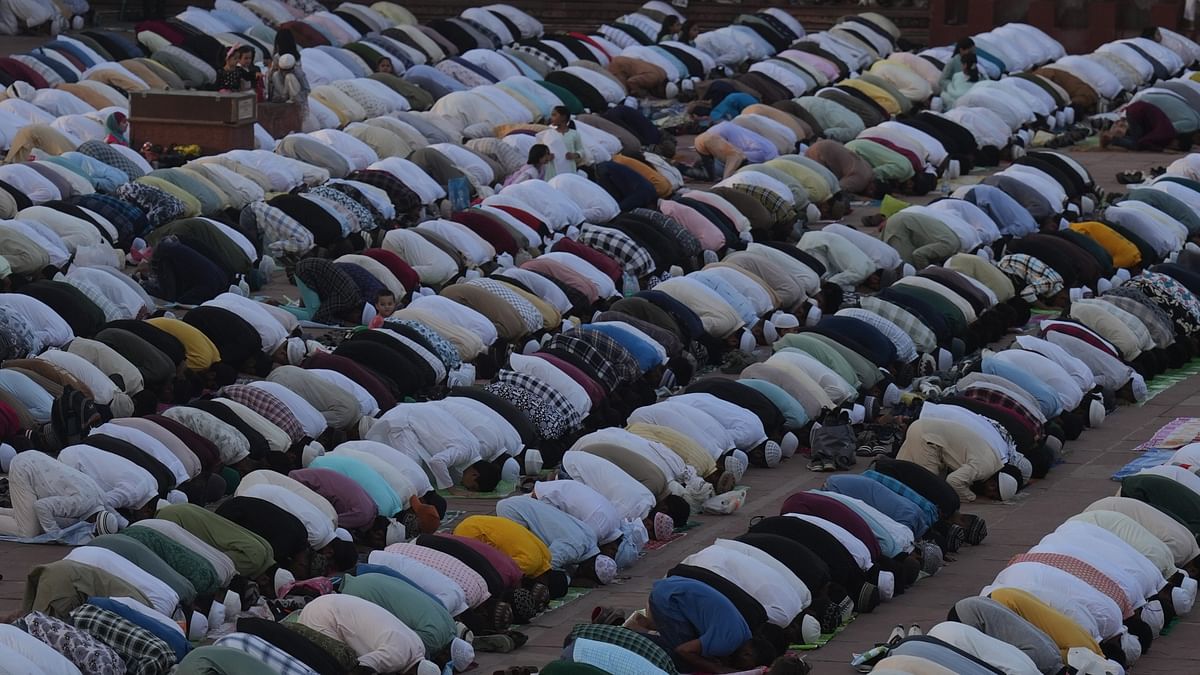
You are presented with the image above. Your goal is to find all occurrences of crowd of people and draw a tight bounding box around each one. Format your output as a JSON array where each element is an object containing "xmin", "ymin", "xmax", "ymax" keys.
[{"xmin": 1, "ymin": 0, "xmax": 1200, "ymax": 673}]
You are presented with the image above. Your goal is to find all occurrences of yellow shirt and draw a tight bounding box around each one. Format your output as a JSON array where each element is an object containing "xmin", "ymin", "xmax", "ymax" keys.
[
  {"xmin": 1070, "ymin": 221, "xmax": 1142, "ymax": 269},
  {"xmin": 612, "ymin": 154, "xmax": 672, "ymax": 198},
  {"xmin": 838, "ymin": 78, "xmax": 902, "ymax": 115},
  {"xmin": 989, "ymin": 588, "xmax": 1102, "ymax": 660},
  {"xmin": 146, "ymin": 317, "xmax": 220, "ymax": 372},
  {"xmin": 626, "ymin": 422, "xmax": 717, "ymax": 477},
  {"xmin": 453, "ymin": 515, "xmax": 551, "ymax": 578}
]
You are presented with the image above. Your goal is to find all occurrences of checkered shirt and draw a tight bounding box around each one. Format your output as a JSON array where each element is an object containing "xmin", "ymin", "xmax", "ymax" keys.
[
  {"xmin": 1102, "ymin": 290, "xmax": 1176, "ymax": 349},
  {"xmin": 383, "ymin": 318, "xmax": 462, "ymax": 370},
  {"xmin": 578, "ymin": 225, "xmax": 656, "ymax": 278},
  {"xmin": 308, "ymin": 185, "xmax": 379, "ymax": 233},
  {"xmin": 1008, "ymin": 552, "xmax": 1133, "ymax": 618},
  {"xmin": 495, "ymin": 369, "xmax": 584, "ymax": 427},
  {"xmin": 467, "ymin": 278, "xmax": 543, "ymax": 334},
  {"xmin": 115, "ymin": 182, "xmax": 185, "ymax": 230},
  {"xmin": 509, "ymin": 43, "xmax": 564, "ymax": 70},
  {"xmin": 569, "ymin": 636, "xmax": 669, "ymax": 675},
  {"xmin": 221, "ymin": 383, "xmax": 305, "ymax": 443},
  {"xmin": 248, "ymin": 200, "xmax": 315, "ymax": 257},
  {"xmin": 215, "ymin": 632, "xmax": 320, "ymax": 675},
  {"xmin": 858, "ymin": 296, "xmax": 937, "ymax": 353},
  {"xmin": 723, "ymin": 183, "xmax": 797, "ymax": 225},
  {"xmin": 346, "ymin": 169, "xmax": 422, "ymax": 215},
  {"xmin": 565, "ymin": 328, "xmax": 642, "ymax": 384},
  {"xmin": 78, "ymin": 140, "xmax": 145, "ymax": 179},
  {"xmin": 959, "ymin": 386, "xmax": 1045, "ymax": 443},
  {"xmin": 61, "ymin": 276, "xmax": 126, "ymax": 322},
  {"xmin": 21, "ymin": 610, "xmax": 126, "ymax": 675},
  {"xmin": 567, "ymin": 624, "xmax": 676, "ymax": 673},
  {"xmin": 631, "ymin": 207, "xmax": 703, "ymax": 259},
  {"xmin": 861, "ymin": 469, "xmax": 940, "ymax": 530},
  {"xmin": 996, "ymin": 254, "xmax": 1064, "ymax": 303},
  {"xmin": 545, "ymin": 333, "xmax": 621, "ymax": 391},
  {"xmin": 836, "ymin": 307, "xmax": 918, "ymax": 363},
  {"xmin": 384, "ymin": 542, "xmax": 491, "ymax": 608},
  {"xmin": 484, "ymin": 380, "xmax": 570, "ymax": 440},
  {"xmin": 70, "ymin": 604, "xmax": 174, "ymax": 675},
  {"xmin": 77, "ymin": 194, "xmax": 150, "ymax": 242}
]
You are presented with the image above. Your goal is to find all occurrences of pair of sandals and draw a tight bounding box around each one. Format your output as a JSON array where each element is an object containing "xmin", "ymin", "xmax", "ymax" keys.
[
  {"xmin": 476, "ymin": 631, "xmax": 529, "ymax": 655},
  {"xmin": 807, "ymin": 458, "xmax": 839, "ymax": 472},
  {"xmin": 1116, "ymin": 166, "xmax": 1167, "ymax": 184}
]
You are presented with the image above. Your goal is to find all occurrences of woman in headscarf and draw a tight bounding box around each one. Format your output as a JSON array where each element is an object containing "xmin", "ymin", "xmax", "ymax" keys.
[{"xmin": 105, "ymin": 111, "xmax": 129, "ymax": 146}]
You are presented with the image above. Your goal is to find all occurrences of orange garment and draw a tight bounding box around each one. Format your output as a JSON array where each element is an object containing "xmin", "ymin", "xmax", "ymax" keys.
[{"xmin": 612, "ymin": 153, "xmax": 672, "ymax": 198}]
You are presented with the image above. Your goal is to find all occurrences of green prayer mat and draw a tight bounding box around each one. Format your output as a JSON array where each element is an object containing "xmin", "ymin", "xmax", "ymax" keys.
[
  {"xmin": 1138, "ymin": 358, "xmax": 1200, "ymax": 406},
  {"xmin": 790, "ymin": 614, "xmax": 855, "ymax": 650},
  {"xmin": 437, "ymin": 510, "xmax": 467, "ymax": 532},
  {"xmin": 437, "ymin": 479, "xmax": 518, "ymax": 499},
  {"xmin": 1160, "ymin": 616, "xmax": 1181, "ymax": 636},
  {"xmin": 524, "ymin": 586, "xmax": 595, "ymax": 625}
]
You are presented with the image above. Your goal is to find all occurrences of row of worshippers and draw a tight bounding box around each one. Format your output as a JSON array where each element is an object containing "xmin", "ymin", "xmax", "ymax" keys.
[
  {"xmin": 547, "ymin": 454, "xmax": 990, "ymax": 673},
  {"xmin": 863, "ymin": 440, "xmax": 1200, "ymax": 674}
]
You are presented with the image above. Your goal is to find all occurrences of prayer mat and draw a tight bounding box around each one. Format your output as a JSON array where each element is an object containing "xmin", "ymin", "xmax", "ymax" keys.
[
  {"xmin": 524, "ymin": 587, "xmax": 595, "ymax": 625},
  {"xmin": 1133, "ymin": 416, "xmax": 1200, "ymax": 451},
  {"xmin": 791, "ymin": 613, "xmax": 855, "ymax": 650},
  {"xmin": 1138, "ymin": 359, "xmax": 1200, "ymax": 406},
  {"xmin": 437, "ymin": 510, "xmax": 467, "ymax": 532},
  {"xmin": 641, "ymin": 520, "xmax": 701, "ymax": 553},
  {"xmin": 1111, "ymin": 449, "xmax": 1174, "ymax": 481},
  {"xmin": 437, "ymin": 479, "xmax": 518, "ymax": 499},
  {"xmin": 0, "ymin": 520, "xmax": 95, "ymax": 545}
]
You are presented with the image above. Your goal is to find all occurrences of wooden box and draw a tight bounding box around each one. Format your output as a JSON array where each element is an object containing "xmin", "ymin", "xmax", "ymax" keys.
[
  {"xmin": 257, "ymin": 101, "xmax": 303, "ymax": 139},
  {"xmin": 129, "ymin": 90, "xmax": 257, "ymax": 154}
]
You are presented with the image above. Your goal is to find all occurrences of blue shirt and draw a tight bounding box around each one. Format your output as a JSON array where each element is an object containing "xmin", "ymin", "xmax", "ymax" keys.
[
  {"xmin": 961, "ymin": 184, "xmax": 1038, "ymax": 237},
  {"xmin": 862, "ymin": 470, "xmax": 941, "ymax": 530},
  {"xmin": 309, "ymin": 455, "xmax": 404, "ymax": 518},
  {"xmin": 981, "ymin": 356, "xmax": 1063, "ymax": 418},
  {"xmin": 496, "ymin": 495, "xmax": 599, "ymax": 569},
  {"xmin": 0, "ymin": 369, "xmax": 53, "ymax": 423},
  {"xmin": 736, "ymin": 378, "xmax": 810, "ymax": 430},
  {"xmin": 710, "ymin": 92, "xmax": 759, "ymax": 121},
  {"xmin": 582, "ymin": 324, "xmax": 658, "ymax": 373},
  {"xmin": 648, "ymin": 576, "xmax": 751, "ymax": 657},
  {"xmin": 689, "ymin": 271, "xmax": 759, "ymax": 326},
  {"xmin": 87, "ymin": 596, "xmax": 191, "ymax": 659},
  {"xmin": 823, "ymin": 474, "xmax": 930, "ymax": 537}
]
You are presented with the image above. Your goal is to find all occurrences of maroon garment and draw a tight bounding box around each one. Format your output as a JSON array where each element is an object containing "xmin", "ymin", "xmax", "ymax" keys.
[
  {"xmin": 859, "ymin": 136, "xmax": 924, "ymax": 174},
  {"xmin": 489, "ymin": 204, "xmax": 548, "ymax": 237},
  {"xmin": 134, "ymin": 20, "xmax": 187, "ymax": 45},
  {"xmin": 301, "ymin": 351, "xmax": 398, "ymax": 411},
  {"xmin": 780, "ymin": 491, "xmax": 883, "ymax": 563},
  {"xmin": 0, "ymin": 400, "xmax": 19, "ymax": 437},
  {"xmin": 438, "ymin": 533, "xmax": 524, "ymax": 589},
  {"xmin": 0, "ymin": 59, "xmax": 48, "ymax": 89},
  {"xmin": 144, "ymin": 414, "xmax": 221, "ymax": 472},
  {"xmin": 1121, "ymin": 101, "xmax": 1178, "ymax": 151},
  {"xmin": 551, "ymin": 237, "xmax": 623, "ymax": 283},
  {"xmin": 451, "ymin": 210, "xmax": 519, "ymax": 255},
  {"xmin": 1040, "ymin": 321, "xmax": 1122, "ymax": 359},
  {"xmin": 360, "ymin": 248, "xmax": 419, "ymax": 293},
  {"xmin": 529, "ymin": 352, "xmax": 605, "ymax": 407},
  {"xmin": 289, "ymin": 467, "xmax": 379, "ymax": 530}
]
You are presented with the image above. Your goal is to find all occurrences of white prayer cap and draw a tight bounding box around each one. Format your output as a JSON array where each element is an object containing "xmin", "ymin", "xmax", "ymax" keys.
[
  {"xmin": 273, "ymin": 568, "xmax": 295, "ymax": 597},
  {"xmin": 738, "ymin": 329, "xmax": 756, "ymax": 354},
  {"xmin": 883, "ymin": 383, "xmax": 901, "ymax": 407},
  {"xmin": 386, "ymin": 520, "xmax": 407, "ymax": 546},
  {"xmin": 804, "ymin": 305, "xmax": 822, "ymax": 326},
  {"xmin": 878, "ymin": 570, "xmax": 895, "ymax": 601},
  {"xmin": 1120, "ymin": 630, "xmax": 1142, "ymax": 664},
  {"xmin": 302, "ymin": 441, "xmax": 325, "ymax": 467},
  {"xmin": 763, "ymin": 441, "xmax": 782, "ymax": 468},
  {"xmin": 188, "ymin": 611, "xmax": 209, "ymax": 641},
  {"xmin": 1141, "ymin": 600, "xmax": 1164, "ymax": 634},
  {"xmin": 522, "ymin": 339, "xmax": 539, "ymax": 355},
  {"xmin": 156, "ymin": 499, "xmax": 170, "ymax": 513},
  {"xmin": 166, "ymin": 490, "xmax": 187, "ymax": 505},
  {"xmin": 206, "ymin": 601, "xmax": 225, "ymax": 630},
  {"xmin": 947, "ymin": 159, "xmax": 960, "ymax": 180},
  {"xmin": 801, "ymin": 614, "xmax": 820, "ymax": 644},
  {"xmin": 805, "ymin": 203, "xmax": 820, "ymax": 222},
  {"xmin": 997, "ymin": 472, "xmax": 1019, "ymax": 501},
  {"xmin": 724, "ymin": 450, "xmax": 748, "ymax": 482},
  {"xmin": 285, "ymin": 337, "xmax": 307, "ymax": 365},
  {"xmin": 936, "ymin": 348, "xmax": 952, "ymax": 373},
  {"xmin": 94, "ymin": 510, "xmax": 121, "ymax": 535},
  {"xmin": 849, "ymin": 404, "xmax": 865, "ymax": 425},
  {"xmin": 669, "ymin": 264, "xmax": 684, "ymax": 278},
  {"xmin": 450, "ymin": 637, "xmax": 474, "ymax": 671},
  {"xmin": 1173, "ymin": 583, "xmax": 1195, "ymax": 616},
  {"xmin": 1067, "ymin": 648, "xmax": 1121, "ymax": 675},
  {"xmin": 6, "ymin": 82, "xmax": 34, "ymax": 100},
  {"xmin": 664, "ymin": 82, "xmax": 678, "ymax": 99},
  {"xmin": 278, "ymin": 53, "xmax": 296, "ymax": 70},
  {"xmin": 902, "ymin": 263, "xmax": 915, "ymax": 277},
  {"xmin": 1089, "ymin": 398, "xmax": 1106, "ymax": 427},
  {"xmin": 1081, "ymin": 196, "xmax": 1095, "ymax": 214},
  {"xmin": 223, "ymin": 588, "xmax": 242, "ymax": 616},
  {"xmin": 501, "ymin": 457, "xmax": 520, "ymax": 483},
  {"xmin": 524, "ymin": 448, "xmax": 543, "ymax": 476},
  {"xmin": 594, "ymin": 555, "xmax": 617, "ymax": 584},
  {"xmin": 1116, "ymin": 268, "xmax": 1131, "ymax": 282},
  {"xmin": 1132, "ymin": 372, "xmax": 1148, "ymax": 401},
  {"xmin": 333, "ymin": 528, "xmax": 352, "ymax": 542},
  {"xmin": 931, "ymin": 96, "xmax": 943, "ymax": 112},
  {"xmin": 417, "ymin": 659, "xmax": 440, "ymax": 675},
  {"xmin": 1066, "ymin": 203, "xmax": 1080, "ymax": 217},
  {"xmin": 762, "ymin": 320, "xmax": 778, "ymax": 344},
  {"xmin": 772, "ymin": 311, "xmax": 799, "ymax": 329},
  {"xmin": 1097, "ymin": 277, "xmax": 1112, "ymax": 294},
  {"xmin": 780, "ymin": 432, "xmax": 799, "ymax": 458},
  {"xmin": 1069, "ymin": 287, "xmax": 1086, "ymax": 302},
  {"xmin": 1013, "ymin": 454, "xmax": 1033, "ymax": 483},
  {"xmin": 0, "ymin": 443, "xmax": 15, "ymax": 472}
]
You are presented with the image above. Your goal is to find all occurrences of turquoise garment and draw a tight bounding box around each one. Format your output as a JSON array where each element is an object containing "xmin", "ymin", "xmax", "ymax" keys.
[
  {"xmin": 814, "ymin": 490, "xmax": 906, "ymax": 558},
  {"xmin": 981, "ymin": 356, "xmax": 1063, "ymax": 419},
  {"xmin": 309, "ymin": 454, "xmax": 404, "ymax": 518},
  {"xmin": 736, "ymin": 378, "xmax": 810, "ymax": 430},
  {"xmin": 280, "ymin": 276, "xmax": 321, "ymax": 321}
]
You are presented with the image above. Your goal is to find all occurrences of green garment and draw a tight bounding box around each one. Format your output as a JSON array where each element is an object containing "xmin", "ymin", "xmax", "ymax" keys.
[
  {"xmin": 773, "ymin": 333, "xmax": 862, "ymax": 390},
  {"xmin": 539, "ymin": 81, "xmax": 584, "ymax": 115},
  {"xmin": 144, "ymin": 218, "xmax": 252, "ymax": 275},
  {"xmin": 889, "ymin": 284, "xmax": 969, "ymax": 338},
  {"xmin": 284, "ymin": 621, "xmax": 358, "ymax": 672},
  {"xmin": 1138, "ymin": 91, "xmax": 1200, "ymax": 134},
  {"xmin": 882, "ymin": 210, "xmax": 960, "ymax": 269},
  {"xmin": 738, "ymin": 164, "xmax": 811, "ymax": 211},
  {"xmin": 340, "ymin": 573, "xmax": 454, "ymax": 656},
  {"xmin": 939, "ymin": 54, "xmax": 963, "ymax": 92},
  {"xmin": 122, "ymin": 525, "xmax": 221, "ymax": 598},
  {"xmin": 177, "ymin": 646, "xmax": 271, "ymax": 674},
  {"xmin": 796, "ymin": 95, "xmax": 865, "ymax": 143},
  {"xmin": 24, "ymin": 560, "xmax": 150, "ymax": 620},
  {"xmin": 156, "ymin": 504, "xmax": 275, "ymax": 578},
  {"xmin": 768, "ymin": 155, "xmax": 836, "ymax": 203},
  {"xmin": 945, "ymin": 253, "xmax": 1016, "ymax": 303},
  {"xmin": 1124, "ymin": 188, "xmax": 1200, "ymax": 235},
  {"xmin": 89, "ymin": 533, "xmax": 197, "ymax": 606},
  {"xmin": 1121, "ymin": 473, "xmax": 1200, "ymax": 536},
  {"xmin": 846, "ymin": 138, "xmax": 915, "ymax": 183},
  {"xmin": 737, "ymin": 378, "xmax": 810, "ymax": 430},
  {"xmin": 782, "ymin": 331, "xmax": 879, "ymax": 389}
]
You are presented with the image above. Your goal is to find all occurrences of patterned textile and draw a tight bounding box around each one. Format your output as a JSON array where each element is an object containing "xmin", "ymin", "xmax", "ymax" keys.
[
  {"xmin": 495, "ymin": 369, "xmax": 583, "ymax": 426},
  {"xmin": 960, "ymin": 386, "xmax": 1044, "ymax": 436},
  {"xmin": 564, "ymin": 328, "xmax": 641, "ymax": 384},
  {"xmin": 334, "ymin": 263, "xmax": 385, "ymax": 306},
  {"xmin": 484, "ymin": 380, "xmax": 569, "ymax": 440},
  {"xmin": 383, "ymin": 542, "xmax": 491, "ymax": 607},
  {"xmin": 308, "ymin": 185, "xmax": 378, "ymax": 233},
  {"xmin": 860, "ymin": 469, "xmax": 941, "ymax": 528},
  {"xmin": 248, "ymin": 201, "xmax": 315, "ymax": 257},
  {"xmin": 836, "ymin": 308, "xmax": 918, "ymax": 363},
  {"xmin": 77, "ymin": 140, "xmax": 145, "ymax": 179},
  {"xmin": 76, "ymin": 194, "xmax": 150, "ymax": 244},
  {"xmin": 567, "ymin": 624, "xmax": 676, "ymax": 674},
  {"xmin": 857, "ymin": 296, "xmax": 937, "ymax": 353},
  {"xmin": 214, "ymin": 633, "xmax": 320, "ymax": 675},
  {"xmin": 122, "ymin": 525, "xmax": 221, "ymax": 598},
  {"xmin": 21, "ymin": 610, "xmax": 126, "ymax": 675},
  {"xmin": 1126, "ymin": 272, "xmax": 1200, "ymax": 335},
  {"xmin": 578, "ymin": 225, "xmax": 656, "ymax": 278},
  {"xmin": 221, "ymin": 384, "xmax": 305, "ymax": 443},
  {"xmin": 545, "ymin": 333, "xmax": 622, "ymax": 389},
  {"xmin": 466, "ymin": 278, "xmax": 542, "ymax": 333},
  {"xmin": 381, "ymin": 318, "xmax": 462, "ymax": 370},
  {"xmin": 722, "ymin": 183, "xmax": 796, "ymax": 225},
  {"xmin": 1008, "ymin": 552, "xmax": 1134, "ymax": 617},
  {"xmin": 282, "ymin": 622, "xmax": 358, "ymax": 673},
  {"xmin": 294, "ymin": 258, "xmax": 364, "ymax": 326},
  {"xmin": 996, "ymin": 254, "xmax": 1064, "ymax": 303},
  {"xmin": 0, "ymin": 303, "xmax": 41, "ymax": 358},
  {"xmin": 326, "ymin": 182, "xmax": 389, "ymax": 225},
  {"xmin": 631, "ymin": 207, "xmax": 702, "ymax": 259},
  {"xmin": 569, "ymin": 636, "xmax": 667, "ymax": 675},
  {"xmin": 345, "ymin": 169, "xmax": 422, "ymax": 215},
  {"xmin": 116, "ymin": 182, "xmax": 186, "ymax": 230},
  {"xmin": 70, "ymin": 604, "xmax": 174, "ymax": 675},
  {"xmin": 1101, "ymin": 288, "xmax": 1177, "ymax": 348},
  {"xmin": 60, "ymin": 276, "xmax": 126, "ymax": 322}
]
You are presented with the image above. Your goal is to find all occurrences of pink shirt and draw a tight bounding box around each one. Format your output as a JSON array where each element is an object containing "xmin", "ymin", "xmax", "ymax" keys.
[{"xmin": 659, "ymin": 198, "xmax": 727, "ymax": 252}]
